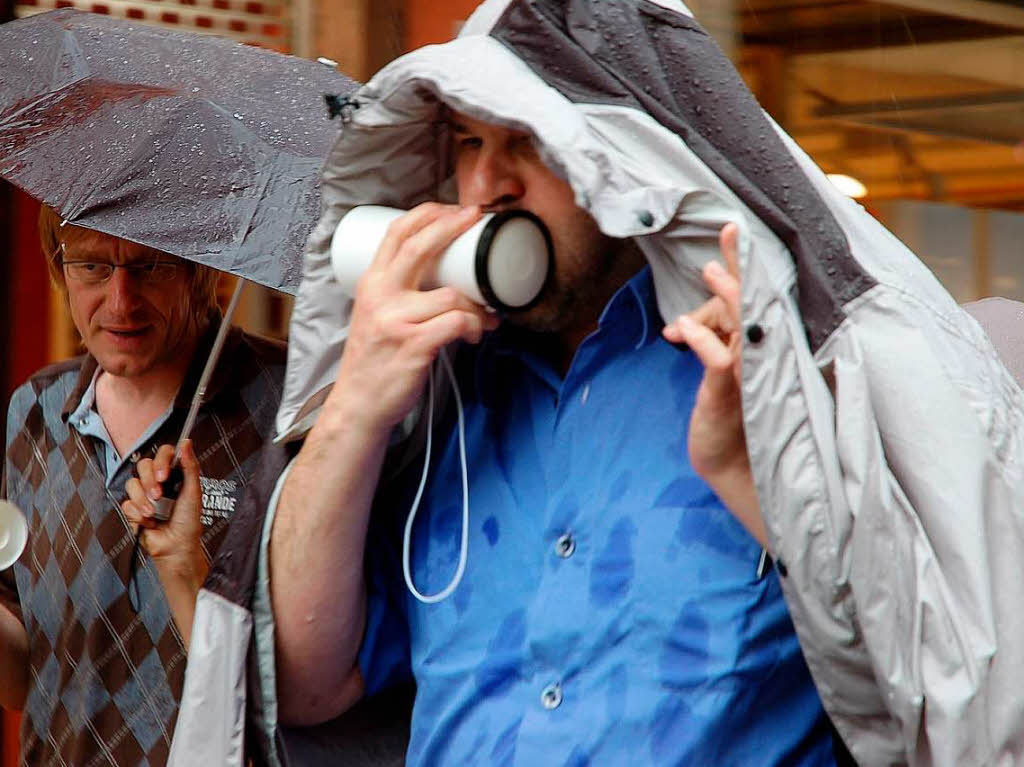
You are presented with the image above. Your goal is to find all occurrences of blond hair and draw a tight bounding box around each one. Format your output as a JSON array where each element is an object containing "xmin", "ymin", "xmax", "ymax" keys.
[{"xmin": 38, "ymin": 204, "xmax": 220, "ymax": 322}]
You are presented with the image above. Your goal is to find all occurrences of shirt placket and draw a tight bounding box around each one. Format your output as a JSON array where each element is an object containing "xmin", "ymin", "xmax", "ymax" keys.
[{"xmin": 515, "ymin": 326, "xmax": 623, "ymax": 764}]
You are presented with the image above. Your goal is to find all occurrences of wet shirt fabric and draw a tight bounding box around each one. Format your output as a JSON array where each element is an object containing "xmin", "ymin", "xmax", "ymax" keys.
[
  {"xmin": 361, "ymin": 268, "xmax": 835, "ymax": 766},
  {"xmin": 0, "ymin": 326, "xmax": 285, "ymax": 767}
]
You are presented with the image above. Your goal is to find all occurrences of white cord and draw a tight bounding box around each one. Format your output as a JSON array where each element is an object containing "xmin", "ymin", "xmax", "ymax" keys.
[{"xmin": 402, "ymin": 347, "xmax": 470, "ymax": 604}]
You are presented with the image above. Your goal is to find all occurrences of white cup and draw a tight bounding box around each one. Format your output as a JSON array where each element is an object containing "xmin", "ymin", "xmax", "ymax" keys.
[
  {"xmin": 0, "ymin": 501, "xmax": 28, "ymax": 570},
  {"xmin": 330, "ymin": 206, "xmax": 553, "ymax": 312}
]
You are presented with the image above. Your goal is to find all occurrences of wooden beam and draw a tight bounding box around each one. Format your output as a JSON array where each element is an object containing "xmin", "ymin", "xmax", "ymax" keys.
[
  {"xmin": 870, "ymin": 0, "xmax": 1024, "ymax": 30},
  {"xmin": 309, "ymin": 0, "xmax": 403, "ymax": 82}
]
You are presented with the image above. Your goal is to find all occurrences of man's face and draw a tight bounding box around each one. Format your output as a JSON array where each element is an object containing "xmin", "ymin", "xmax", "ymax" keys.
[
  {"xmin": 451, "ymin": 112, "xmax": 623, "ymax": 335},
  {"xmin": 61, "ymin": 230, "xmax": 200, "ymax": 379}
]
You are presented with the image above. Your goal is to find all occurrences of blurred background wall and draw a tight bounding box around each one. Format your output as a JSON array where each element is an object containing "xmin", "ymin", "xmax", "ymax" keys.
[{"xmin": 3, "ymin": 0, "xmax": 1024, "ymax": 761}]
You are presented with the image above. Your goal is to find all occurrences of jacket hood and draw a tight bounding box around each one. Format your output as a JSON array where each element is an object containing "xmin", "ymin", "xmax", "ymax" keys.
[{"xmin": 275, "ymin": 0, "xmax": 874, "ymax": 441}]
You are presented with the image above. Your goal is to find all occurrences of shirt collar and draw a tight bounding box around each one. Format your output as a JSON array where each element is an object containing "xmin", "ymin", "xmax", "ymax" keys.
[
  {"xmin": 61, "ymin": 354, "xmax": 100, "ymax": 422},
  {"xmin": 65, "ymin": 364, "xmax": 102, "ymax": 426},
  {"xmin": 598, "ymin": 265, "xmax": 662, "ymax": 350},
  {"xmin": 474, "ymin": 266, "xmax": 661, "ymax": 407}
]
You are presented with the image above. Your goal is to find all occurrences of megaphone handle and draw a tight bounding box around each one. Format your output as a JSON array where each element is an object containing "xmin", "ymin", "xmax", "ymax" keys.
[{"xmin": 152, "ymin": 465, "xmax": 185, "ymax": 522}]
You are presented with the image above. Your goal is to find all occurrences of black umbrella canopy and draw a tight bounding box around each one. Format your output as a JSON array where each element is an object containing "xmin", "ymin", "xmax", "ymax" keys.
[{"xmin": 0, "ymin": 9, "xmax": 359, "ymax": 294}]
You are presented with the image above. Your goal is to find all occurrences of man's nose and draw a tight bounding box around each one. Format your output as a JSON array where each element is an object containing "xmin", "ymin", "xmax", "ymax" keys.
[
  {"xmin": 104, "ymin": 266, "xmax": 141, "ymax": 312},
  {"xmin": 461, "ymin": 151, "xmax": 525, "ymax": 209}
]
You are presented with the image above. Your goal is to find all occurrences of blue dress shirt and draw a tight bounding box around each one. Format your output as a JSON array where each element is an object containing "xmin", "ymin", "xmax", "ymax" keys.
[{"xmin": 361, "ymin": 268, "xmax": 835, "ymax": 766}]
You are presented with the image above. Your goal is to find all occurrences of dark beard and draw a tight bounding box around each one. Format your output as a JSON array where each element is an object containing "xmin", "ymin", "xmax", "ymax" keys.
[{"xmin": 508, "ymin": 236, "xmax": 645, "ymax": 337}]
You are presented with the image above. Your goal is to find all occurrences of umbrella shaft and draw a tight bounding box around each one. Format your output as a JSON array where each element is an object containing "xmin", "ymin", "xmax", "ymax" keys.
[{"xmin": 173, "ymin": 279, "xmax": 247, "ymax": 463}]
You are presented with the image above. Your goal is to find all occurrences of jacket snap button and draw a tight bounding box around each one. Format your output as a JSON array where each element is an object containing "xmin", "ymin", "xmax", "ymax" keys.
[
  {"xmin": 746, "ymin": 324, "xmax": 765, "ymax": 344},
  {"xmin": 637, "ymin": 210, "xmax": 654, "ymax": 227}
]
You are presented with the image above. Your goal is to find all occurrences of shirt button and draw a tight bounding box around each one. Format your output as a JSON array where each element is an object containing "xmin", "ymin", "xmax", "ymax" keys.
[
  {"xmin": 540, "ymin": 682, "xmax": 563, "ymax": 710},
  {"xmin": 580, "ymin": 383, "xmax": 590, "ymax": 405},
  {"xmin": 554, "ymin": 533, "xmax": 576, "ymax": 559},
  {"xmin": 130, "ymin": 451, "xmax": 142, "ymax": 463}
]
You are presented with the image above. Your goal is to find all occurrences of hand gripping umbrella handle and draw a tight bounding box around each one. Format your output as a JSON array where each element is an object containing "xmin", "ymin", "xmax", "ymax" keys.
[
  {"xmin": 151, "ymin": 278, "xmax": 246, "ymax": 521},
  {"xmin": 152, "ymin": 465, "xmax": 186, "ymax": 521}
]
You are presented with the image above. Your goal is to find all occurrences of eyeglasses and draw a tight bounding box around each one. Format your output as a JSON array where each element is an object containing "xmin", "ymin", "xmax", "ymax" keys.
[{"xmin": 63, "ymin": 260, "xmax": 181, "ymax": 284}]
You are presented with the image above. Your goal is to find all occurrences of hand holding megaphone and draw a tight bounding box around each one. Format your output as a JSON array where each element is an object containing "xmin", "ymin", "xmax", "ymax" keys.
[
  {"xmin": 331, "ymin": 206, "xmax": 553, "ymax": 312},
  {"xmin": 0, "ymin": 501, "xmax": 28, "ymax": 570}
]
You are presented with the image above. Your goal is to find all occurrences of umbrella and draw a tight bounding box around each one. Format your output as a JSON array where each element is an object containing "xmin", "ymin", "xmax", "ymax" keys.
[
  {"xmin": 0, "ymin": 8, "xmax": 358, "ymax": 295},
  {"xmin": 0, "ymin": 9, "xmax": 358, "ymax": 501}
]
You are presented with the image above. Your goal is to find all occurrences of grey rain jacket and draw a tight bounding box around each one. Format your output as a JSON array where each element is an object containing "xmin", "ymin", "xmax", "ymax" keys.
[{"xmin": 170, "ymin": 2, "xmax": 1024, "ymax": 765}]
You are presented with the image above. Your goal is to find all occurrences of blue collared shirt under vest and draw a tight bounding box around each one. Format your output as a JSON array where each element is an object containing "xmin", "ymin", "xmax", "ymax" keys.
[{"xmin": 360, "ymin": 267, "xmax": 835, "ymax": 766}]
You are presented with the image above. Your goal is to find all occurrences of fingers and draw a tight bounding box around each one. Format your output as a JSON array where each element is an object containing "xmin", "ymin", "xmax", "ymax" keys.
[
  {"xmin": 372, "ymin": 204, "xmax": 481, "ymax": 289},
  {"xmin": 663, "ymin": 222, "xmax": 743, "ymax": 346},
  {"xmin": 672, "ymin": 314, "xmax": 735, "ymax": 370},
  {"xmin": 698, "ymin": 223, "xmax": 742, "ymax": 325},
  {"xmin": 373, "ymin": 203, "xmax": 451, "ymax": 268},
  {"xmin": 387, "ymin": 205, "xmax": 482, "ymax": 288},
  {"xmin": 412, "ymin": 308, "xmax": 493, "ymax": 356},
  {"xmin": 719, "ymin": 221, "xmax": 740, "ymax": 279},
  {"xmin": 122, "ymin": 490, "xmax": 157, "ymax": 530},
  {"xmin": 118, "ymin": 504, "xmax": 146, "ymax": 553},
  {"xmin": 686, "ymin": 294, "xmax": 735, "ymax": 338},
  {"xmin": 663, "ymin": 293, "xmax": 733, "ymax": 347},
  {"xmin": 152, "ymin": 444, "xmax": 176, "ymax": 484},
  {"xmin": 703, "ymin": 261, "xmax": 739, "ymax": 321},
  {"xmin": 124, "ymin": 443, "xmax": 173, "ymax": 520},
  {"xmin": 353, "ymin": 284, "xmax": 499, "ymax": 370},
  {"xmin": 383, "ymin": 286, "xmax": 498, "ymax": 328},
  {"xmin": 123, "ymin": 441, "xmax": 196, "ymax": 531},
  {"xmin": 177, "ymin": 439, "xmax": 201, "ymax": 509}
]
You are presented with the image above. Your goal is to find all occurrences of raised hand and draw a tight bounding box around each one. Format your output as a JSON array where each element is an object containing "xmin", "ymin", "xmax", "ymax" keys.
[
  {"xmin": 123, "ymin": 440, "xmax": 206, "ymax": 569},
  {"xmin": 334, "ymin": 203, "xmax": 500, "ymax": 434},
  {"xmin": 271, "ymin": 203, "xmax": 503, "ymax": 721},
  {"xmin": 662, "ymin": 223, "xmax": 767, "ymax": 546},
  {"xmin": 122, "ymin": 440, "xmax": 208, "ymax": 645}
]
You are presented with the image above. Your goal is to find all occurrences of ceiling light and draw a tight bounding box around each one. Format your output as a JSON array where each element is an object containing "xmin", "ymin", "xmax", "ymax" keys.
[{"xmin": 827, "ymin": 174, "xmax": 868, "ymax": 199}]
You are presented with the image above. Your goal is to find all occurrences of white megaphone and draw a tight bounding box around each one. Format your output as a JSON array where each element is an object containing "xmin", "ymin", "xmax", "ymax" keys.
[
  {"xmin": 331, "ymin": 206, "xmax": 553, "ymax": 312},
  {"xmin": 0, "ymin": 501, "xmax": 28, "ymax": 570}
]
